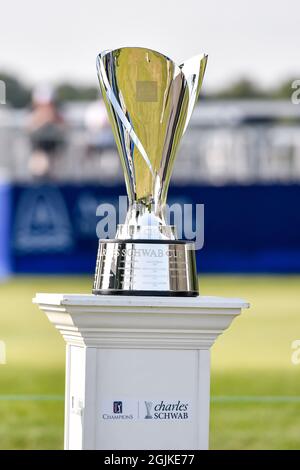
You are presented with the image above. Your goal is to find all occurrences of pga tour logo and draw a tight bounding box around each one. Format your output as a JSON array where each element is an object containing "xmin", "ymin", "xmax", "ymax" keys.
[
  {"xmin": 101, "ymin": 399, "xmax": 190, "ymax": 421},
  {"xmin": 113, "ymin": 401, "xmax": 122, "ymax": 414}
]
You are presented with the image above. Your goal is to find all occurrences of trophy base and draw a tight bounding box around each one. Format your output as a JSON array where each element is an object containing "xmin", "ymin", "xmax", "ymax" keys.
[{"xmin": 93, "ymin": 240, "xmax": 199, "ymax": 297}]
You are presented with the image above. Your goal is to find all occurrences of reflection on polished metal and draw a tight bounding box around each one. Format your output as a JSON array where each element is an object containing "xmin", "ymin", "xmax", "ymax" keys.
[
  {"xmin": 94, "ymin": 240, "xmax": 198, "ymax": 295},
  {"xmin": 93, "ymin": 47, "xmax": 207, "ymax": 296}
]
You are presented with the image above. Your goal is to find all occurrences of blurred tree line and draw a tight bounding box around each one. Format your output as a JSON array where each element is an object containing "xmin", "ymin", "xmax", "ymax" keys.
[
  {"xmin": 209, "ymin": 78, "xmax": 295, "ymax": 100},
  {"xmin": 0, "ymin": 73, "xmax": 100, "ymax": 108},
  {"xmin": 0, "ymin": 71, "xmax": 297, "ymax": 108}
]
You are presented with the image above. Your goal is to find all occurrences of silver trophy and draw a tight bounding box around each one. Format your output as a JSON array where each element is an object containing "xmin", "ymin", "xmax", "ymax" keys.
[{"xmin": 93, "ymin": 47, "xmax": 207, "ymax": 296}]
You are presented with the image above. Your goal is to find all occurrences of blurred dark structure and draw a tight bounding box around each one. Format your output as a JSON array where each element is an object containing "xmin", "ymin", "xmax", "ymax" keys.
[{"xmin": 27, "ymin": 86, "xmax": 66, "ymax": 180}]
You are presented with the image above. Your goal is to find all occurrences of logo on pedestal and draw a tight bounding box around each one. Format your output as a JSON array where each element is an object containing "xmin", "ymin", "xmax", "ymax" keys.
[
  {"xmin": 101, "ymin": 398, "xmax": 190, "ymax": 420},
  {"xmin": 113, "ymin": 401, "xmax": 122, "ymax": 414},
  {"xmin": 144, "ymin": 401, "xmax": 153, "ymax": 419}
]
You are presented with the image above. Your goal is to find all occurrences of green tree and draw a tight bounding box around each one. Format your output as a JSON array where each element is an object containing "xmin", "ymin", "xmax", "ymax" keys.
[
  {"xmin": 271, "ymin": 78, "xmax": 299, "ymax": 99},
  {"xmin": 0, "ymin": 72, "xmax": 31, "ymax": 108},
  {"xmin": 213, "ymin": 79, "xmax": 265, "ymax": 99},
  {"xmin": 56, "ymin": 83, "xmax": 99, "ymax": 102}
]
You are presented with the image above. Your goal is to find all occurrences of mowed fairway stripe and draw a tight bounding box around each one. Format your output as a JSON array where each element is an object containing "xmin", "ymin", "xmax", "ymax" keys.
[
  {"xmin": 0, "ymin": 395, "xmax": 64, "ymax": 401},
  {"xmin": 0, "ymin": 395, "xmax": 299, "ymax": 403},
  {"xmin": 212, "ymin": 395, "xmax": 300, "ymax": 403}
]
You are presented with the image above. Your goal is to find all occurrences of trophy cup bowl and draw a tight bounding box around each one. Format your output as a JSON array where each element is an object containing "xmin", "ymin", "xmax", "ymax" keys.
[{"xmin": 93, "ymin": 47, "xmax": 207, "ymax": 296}]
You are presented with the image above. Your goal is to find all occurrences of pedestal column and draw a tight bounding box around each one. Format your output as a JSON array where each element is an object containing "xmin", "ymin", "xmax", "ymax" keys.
[{"xmin": 33, "ymin": 294, "xmax": 249, "ymax": 450}]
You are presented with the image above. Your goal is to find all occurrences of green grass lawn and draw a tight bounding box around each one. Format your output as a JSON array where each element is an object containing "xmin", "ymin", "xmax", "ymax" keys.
[{"xmin": 0, "ymin": 275, "xmax": 299, "ymax": 449}]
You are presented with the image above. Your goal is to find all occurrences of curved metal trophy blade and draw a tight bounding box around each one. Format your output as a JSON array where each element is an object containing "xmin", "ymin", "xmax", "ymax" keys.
[
  {"xmin": 179, "ymin": 54, "xmax": 208, "ymax": 135},
  {"xmin": 97, "ymin": 48, "xmax": 208, "ymax": 224}
]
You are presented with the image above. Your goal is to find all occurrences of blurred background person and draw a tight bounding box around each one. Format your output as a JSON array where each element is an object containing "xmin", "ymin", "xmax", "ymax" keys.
[
  {"xmin": 27, "ymin": 85, "xmax": 65, "ymax": 180},
  {"xmin": 84, "ymin": 98, "xmax": 114, "ymax": 156},
  {"xmin": 84, "ymin": 98, "xmax": 119, "ymax": 178}
]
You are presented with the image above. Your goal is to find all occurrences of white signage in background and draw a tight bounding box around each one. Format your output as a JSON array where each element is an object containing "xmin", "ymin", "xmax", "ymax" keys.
[{"xmin": 100, "ymin": 399, "xmax": 191, "ymax": 421}]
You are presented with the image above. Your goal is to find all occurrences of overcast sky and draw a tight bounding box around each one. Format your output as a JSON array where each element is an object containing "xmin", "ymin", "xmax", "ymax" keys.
[{"xmin": 1, "ymin": 0, "xmax": 299, "ymax": 90}]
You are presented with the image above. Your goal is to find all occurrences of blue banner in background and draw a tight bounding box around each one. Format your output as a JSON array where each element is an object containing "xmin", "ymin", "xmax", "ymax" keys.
[
  {"xmin": 11, "ymin": 184, "xmax": 119, "ymax": 273},
  {"xmin": 7, "ymin": 183, "xmax": 300, "ymax": 274},
  {"xmin": 0, "ymin": 181, "xmax": 11, "ymax": 278}
]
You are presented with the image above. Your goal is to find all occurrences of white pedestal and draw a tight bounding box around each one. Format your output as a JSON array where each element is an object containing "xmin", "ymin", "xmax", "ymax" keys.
[{"xmin": 33, "ymin": 294, "xmax": 249, "ymax": 450}]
